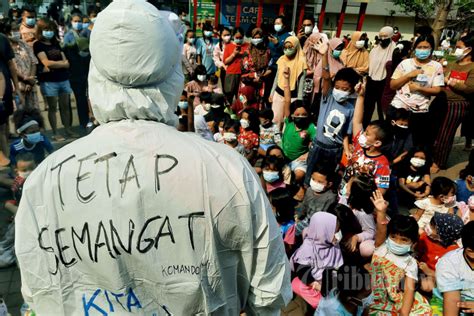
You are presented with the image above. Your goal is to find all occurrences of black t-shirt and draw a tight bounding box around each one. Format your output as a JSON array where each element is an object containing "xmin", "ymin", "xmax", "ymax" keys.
[
  {"xmin": 33, "ymin": 41, "xmax": 69, "ymax": 83},
  {"xmin": 398, "ymin": 162, "xmax": 429, "ymax": 184},
  {"xmin": 0, "ymin": 34, "xmax": 14, "ymax": 87}
]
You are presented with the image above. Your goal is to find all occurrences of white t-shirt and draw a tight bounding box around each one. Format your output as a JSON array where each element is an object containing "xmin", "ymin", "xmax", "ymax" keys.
[
  {"xmin": 374, "ymin": 242, "xmax": 418, "ymax": 280},
  {"xmin": 436, "ymin": 248, "xmax": 474, "ymax": 302},
  {"xmin": 415, "ymin": 197, "xmax": 450, "ymax": 229},
  {"xmin": 391, "ymin": 58, "xmax": 444, "ymax": 113}
]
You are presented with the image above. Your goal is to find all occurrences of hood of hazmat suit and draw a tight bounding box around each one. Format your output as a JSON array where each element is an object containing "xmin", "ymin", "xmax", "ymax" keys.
[{"xmin": 14, "ymin": 0, "xmax": 291, "ymax": 315}]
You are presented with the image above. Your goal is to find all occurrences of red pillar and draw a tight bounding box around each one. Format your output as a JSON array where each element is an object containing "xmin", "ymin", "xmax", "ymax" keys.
[
  {"xmin": 356, "ymin": 2, "xmax": 368, "ymax": 31},
  {"xmin": 336, "ymin": 0, "xmax": 347, "ymax": 38},
  {"xmin": 297, "ymin": 0, "xmax": 306, "ymax": 30},
  {"xmin": 257, "ymin": 0, "xmax": 264, "ymax": 27},
  {"xmin": 317, "ymin": 0, "xmax": 326, "ymax": 31},
  {"xmin": 214, "ymin": 0, "xmax": 220, "ymax": 29},
  {"xmin": 193, "ymin": 0, "xmax": 198, "ymax": 31},
  {"xmin": 236, "ymin": 0, "xmax": 242, "ymax": 27},
  {"xmin": 279, "ymin": 2, "xmax": 285, "ymax": 15}
]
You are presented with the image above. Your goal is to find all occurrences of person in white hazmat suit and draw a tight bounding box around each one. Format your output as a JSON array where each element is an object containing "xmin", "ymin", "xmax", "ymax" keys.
[{"xmin": 14, "ymin": 1, "xmax": 292, "ymax": 314}]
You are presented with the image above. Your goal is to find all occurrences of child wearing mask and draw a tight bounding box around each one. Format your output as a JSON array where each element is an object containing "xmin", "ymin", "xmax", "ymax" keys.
[
  {"xmin": 305, "ymin": 39, "xmax": 360, "ymax": 184},
  {"xmin": 268, "ymin": 188, "xmax": 296, "ymax": 237},
  {"xmin": 261, "ymin": 155, "xmax": 286, "ymax": 193},
  {"xmin": 290, "ymin": 212, "xmax": 344, "ymax": 312},
  {"xmin": 4, "ymin": 152, "xmax": 36, "ymax": 215},
  {"xmin": 177, "ymin": 91, "xmax": 192, "ymax": 132},
  {"xmin": 258, "ymin": 108, "xmax": 281, "ymax": 156},
  {"xmin": 203, "ymin": 75, "xmax": 222, "ymax": 94},
  {"xmin": 458, "ymin": 195, "xmax": 474, "ymax": 224},
  {"xmin": 370, "ymin": 191, "xmax": 432, "ymax": 315},
  {"xmin": 295, "ymin": 164, "xmax": 337, "ymax": 236},
  {"xmin": 386, "ymin": 108, "xmax": 413, "ymax": 166},
  {"xmin": 340, "ymin": 79, "xmax": 391, "ymax": 196},
  {"xmin": 10, "ymin": 108, "xmax": 54, "ymax": 166},
  {"xmin": 456, "ymin": 158, "xmax": 474, "ymax": 203},
  {"xmin": 182, "ymin": 30, "xmax": 198, "ymax": 82},
  {"xmin": 415, "ymin": 213, "xmax": 463, "ymax": 298},
  {"xmin": 238, "ymin": 108, "xmax": 260, "ymax": 162},
  {"xmin": 185, "ymin": 65, "xmax": 208, "ymax": 107},
  {"xmin": 436, "ymin": 221, "xmax": 474, "ymax": 316},
  {"xmin": 223, "ymin": 119, "xmax": 245, "ymax": 156},
  {"xmin": 345, "ymin": 175, "xmax": 377, "ymax": 258},
  {"xmin": 196, "ymin": 24, "xmax": 218, "ymax": 75},
  {"xmin": 282, "ymin": 67, "xmax": 316, "ymax": 199},
  {"xmin": 413, "ymin": 176, "xmax": 456, "ymax": 231},
  {"xmin": 397, "ymin": 147, "xmax": 431, "ymax": 205}
]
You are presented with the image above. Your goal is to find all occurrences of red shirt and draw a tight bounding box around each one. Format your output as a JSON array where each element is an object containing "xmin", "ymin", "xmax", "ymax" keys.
[
  {"xmin": 416, "ymin": 233, "xmax": 459, "ymax": 271},
  {"xmin": 223, "ymin": 42, "xmax": 250, "ymax": 75},
  {"xmin": 343, "ymin": 131, "xmax": 391, "ymax": 189},
  {"xmin": 238, "ymin": 127, "xmax": 259, "ymax": 151}
]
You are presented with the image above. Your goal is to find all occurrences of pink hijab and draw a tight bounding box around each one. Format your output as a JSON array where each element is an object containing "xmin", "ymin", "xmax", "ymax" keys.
[
  {"xmin": 303, "ymin": 33, "xmax": 323, "ymax": 70},
  {"xmin": 313, "ymin": 38, "xmax": 345, "ymax": 93},
  {"xmin": 290, "ymin": 212, "xmax": 343, "ymax": 281}
]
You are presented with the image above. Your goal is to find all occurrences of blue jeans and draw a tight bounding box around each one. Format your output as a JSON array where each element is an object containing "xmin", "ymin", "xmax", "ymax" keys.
[{"xmin": 40, "ymin": 80, "xmax": 73, "ymax": 97}]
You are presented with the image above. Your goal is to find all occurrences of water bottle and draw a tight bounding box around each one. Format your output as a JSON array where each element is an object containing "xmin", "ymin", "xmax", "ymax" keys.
[{"xmin": 0, "ymin": 298, "xmax": 8, "ymax": 316}]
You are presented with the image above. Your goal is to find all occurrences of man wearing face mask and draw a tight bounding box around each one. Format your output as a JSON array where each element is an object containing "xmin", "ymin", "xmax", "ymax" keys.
[
  {"xmin": 196, "ymin": 23, "xmax": 218, "ymax": 75},
  {"xmin": 297, "ymin": 16, "xmax": 317, "ymax": 47},
  {"xmin": 15, "ymin": 2, "xmax": 291, "ymax": 314},
  {"xmin": 19, "ymin": 6, "xmax": 37, "ymax": 47},
  {"xmin": 364, "ymin": 26, "xmax": 396, "ymax": 126}
]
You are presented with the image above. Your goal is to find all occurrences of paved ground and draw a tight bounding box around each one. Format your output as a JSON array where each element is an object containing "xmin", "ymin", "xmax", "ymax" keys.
[{"xmin": 0, "ymin": 103, "xmax": 469, "ymax": 315}]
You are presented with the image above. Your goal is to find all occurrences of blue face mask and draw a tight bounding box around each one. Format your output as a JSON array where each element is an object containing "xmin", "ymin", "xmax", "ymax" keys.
[
  {"xmin": 72, "ymin": 22, "xmax": 83, "ymax": 31},
  {"xmin": 178, "ymin": 101, "xmax": 188, "ymax": 110},
  {"xmin": 415, "ymin": 49, "xmax": 431, "ymax": 60},
  {"xmin": 25, "ymin": 18, "xmax": 36, "ymax": 27},
  {"xmin": 25, "ymin": 132, "xmax": 42, "ymax": 144},
  {"xmin": 42, "ymin": 30, "xmax": 55, "ymax": 40},
  {"xmin": 82, "ymin": 23, "xmax": 90, "ymax": 29},
  {"xmin": 263, "ymin": 170, "xmax": 280, "ymax": 183},
  {"xmin": 204, "ymin": 31, "xmax": 213, "ymax": 38},
  {"xmin": 386, "ymin": 238, "xmax": 412, "ymax": 256},
  {"xmin": 332, "ymin": 50, "xmax": 342, "ymax": 58}
]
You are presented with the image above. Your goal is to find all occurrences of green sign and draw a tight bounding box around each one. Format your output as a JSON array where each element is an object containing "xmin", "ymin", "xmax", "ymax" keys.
[{"xmin": 190, "ymin": 0, "xmax": 216, "ymax": 32}]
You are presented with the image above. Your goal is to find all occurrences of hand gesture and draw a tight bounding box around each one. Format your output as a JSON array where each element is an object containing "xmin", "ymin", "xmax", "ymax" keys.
[
  {"xmin": 314, "ymin": 37, "xmax": 329, "ymax": 55},
  {"xmin": 269, "ymin": 36, "xmax": 278, "ymax": 45},
  {"xmin": 355, "ymin": 79, "xmax": 366, "ymax": 96},
  {"xmin": 297, "ymin": 29, "xmax": 305, "ymax": 40},
  {"xmin": 371, "ymin": 190, "xmax": 388, "ymax": 213},
  {"xmin": 457, "ymin": 301, "xmax": 474, "ymax": 314},
  {"xmin": 283, "ymin": 66, "xmax": 290, "ymax": 80},
  {"xmin": 408, "ymin": 82, "xmax": 421, "ymax": 92},
  {"xmin": 407, "ymin": 69, "xmax": 423, "ymax": 79},
  {"xmin": 345, "ymin": 235, "xmax": 358, "ymax": 252}
]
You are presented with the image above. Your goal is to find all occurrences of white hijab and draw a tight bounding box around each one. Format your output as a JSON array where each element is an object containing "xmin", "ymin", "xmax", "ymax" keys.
[{"xmin": 369, "ymin": 26, "xmax": 396, "ymax": 80}]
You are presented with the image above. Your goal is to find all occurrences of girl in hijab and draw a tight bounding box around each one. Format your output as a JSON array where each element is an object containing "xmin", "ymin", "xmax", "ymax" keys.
[
  {"xmin": 290, "ymin": 212, "xmax": 344, "ymax": 312},
  {"xmin": 340, "ymin": 31, "xmax": 369, "ymax": 75},
  {"xmin": 313, "ymin": 37, "xmax": 345, "ymax": 95},
  {"xmin": 364, "ymin": 26, "xmax": 397, "ymax": 125},
  {"xmin": 270, "ymin": 36, "xmax": 307, "ymax": 126}
]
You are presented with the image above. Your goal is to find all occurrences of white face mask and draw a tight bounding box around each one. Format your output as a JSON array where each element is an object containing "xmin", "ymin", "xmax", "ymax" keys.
[
  {"xmin": 304, "ymin": 26, "xmax": 313, "ymax": 35},
  {"xmin": 240, "ymin": 119, "xmax": 250, "ymax": 129},
  {"xmin": 358, "ymin": 133, "xmax": 369, "ymax": 148},
  {"xmin": 223, "ymin": 35, "xmax": 231, "ymax": 43},
  {"xmin": 197, "ymin": 74, "xmax": 206, "ymax": 82},
  {"xmin": 443, "ymin": 195, "xmax": 456, "ymax": 207},
  {"xmin": 410, "ymin": 157, "xmax": 425, "ymax": 168},
  {"xmin": 274, "ymin": 24, "xmax": 282, "ymax": 33},
  {"xmin": 310, "ymin": 179, "xmax": 325, "ymax": 193},
  {"xmin": 251, "ymin": 38, "xmax": 263, "ymax": 46},
  {"xmin": 355, "ymin": 40, "xmax": 365, "ymax": 49},
  {"xmin": 454, "ymin": 47, "xmax": 468, "ymax": 61},
  {"xmin": 223, "ymin": 132, "xmax": 237, "ymax": 142},
  {"xmin": 332, "ymin": 88, "xmax": 350, "ymax": 103},
  {"xmin": 18, "ymin": 170, "xmax": 32, "ymax": 179},
  {"xmin": 263, "ymin": 170, "xmax": 280, "ymax": 183}
]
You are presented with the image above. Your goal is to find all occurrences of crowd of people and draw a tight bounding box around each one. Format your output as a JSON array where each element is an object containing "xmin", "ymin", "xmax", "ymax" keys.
[
  {"xmin": 0, "ymin": 2, "xmax": 473, "ymax": 315},
  {"xmin": 179, "ymin": 15, "xmax": 474, "ymax": 316}
]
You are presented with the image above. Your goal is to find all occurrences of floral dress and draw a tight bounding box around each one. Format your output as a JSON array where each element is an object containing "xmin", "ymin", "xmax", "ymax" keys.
[{"xmin": 11, "ymin": 39, "xmax": 39, "ymax": 109}]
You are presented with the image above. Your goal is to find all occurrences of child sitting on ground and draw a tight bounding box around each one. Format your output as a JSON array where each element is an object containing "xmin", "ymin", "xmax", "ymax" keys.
[
  {"xmin": 258, "ymin": 108, "xmax": 281, "ymax": 156},
  {"xmin": 370, "ymin": 191, "xmax": 432, "ymax": 315},
  {"xmin": 397, "ymin": 147, "xmax": 431, "ymax": 206},
  {"xmin": 455, "ymin": 155, "xmax": 474, "ymax": 203},
  {"xmin": 268, "ymin": 187, "xmax": 296, "ymax": 237},
  {"xmin": 4, "ymin": 152, "xmax": 36, "ymax": 215},
  {"xmin": 10, "ymin": 108, "xmax": 54, "ymax": 167},
  {"xmin": 295, "ymin": 164, "xmax": 337, "ymax": 236},
  {"xmin": 223, "ymin": 119, "xmax": 245, "ymax": 156},
  {"xmin": 413, "ymin": 176, "xmax": 456, "ymax": 231}
]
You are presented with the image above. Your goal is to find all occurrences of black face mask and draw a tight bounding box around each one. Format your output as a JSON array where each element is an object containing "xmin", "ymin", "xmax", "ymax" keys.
[
  {"xmin": 262, "ymin": 121, "xmax": 273, "ymax": 129},
  {"xmin": 380, "ymin": 38, "xmax": 391, "ymax": 48},
  {"xmin": 393, "ymin": 125, "xmax": 410, "ymax": 138},
  {"xmin": 294, "ymin": 117, "xmax": 310, "ymax": 129}
]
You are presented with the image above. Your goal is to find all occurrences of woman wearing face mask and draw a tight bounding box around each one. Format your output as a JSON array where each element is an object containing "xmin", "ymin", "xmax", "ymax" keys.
[
  {"xmin": 213, "ymin": 27, "xmax": 231, "ymax": 90},
  {"xmin": 196, "ymin": 24, "xmax": 217, "ymax": 75},
  {"xmin": 63, "ymin": 12, "xmax": 91, "ymax": 131},
  {"xmin": 7, "ymin": 23, "xmax": 39, "ymax": 110},
  {"xmin": 241, "ymin": 27, "xmax": 270, "ymax": 103},
  {"xmin": 340, "ymin": 31, "xmax": 369, "ymax": 76},
  {"xmin": 364, "ymin": 26, "xmax": 397, "ymax": 125},
  {"xmin": 290, "ymin": 212, "xmax": 344, "ymax": 312},
  {"xmin": 389, "ymin": 32, "xmax": 443, "ymax": 150},
  {"xmin": 33, "ymin": 18, "xmax": 74, "ymax": 141},
  {"xmin": 433, "ymin": 32, "xmax": 474, "ymax": 170},
  {"xmin": 182, "ymin": 30, "xmax": 198, "ymax": 82},
  {"xmin": 223, "ymin": 27, "xmax": 249, "ymax": 103},
  {"xmin": 238, "ymin": 108, "xmax": 260, "ymax": 162},
  {"xmin": 270, "ymin": 36, "xmax": 307, "ymax": 126}
]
